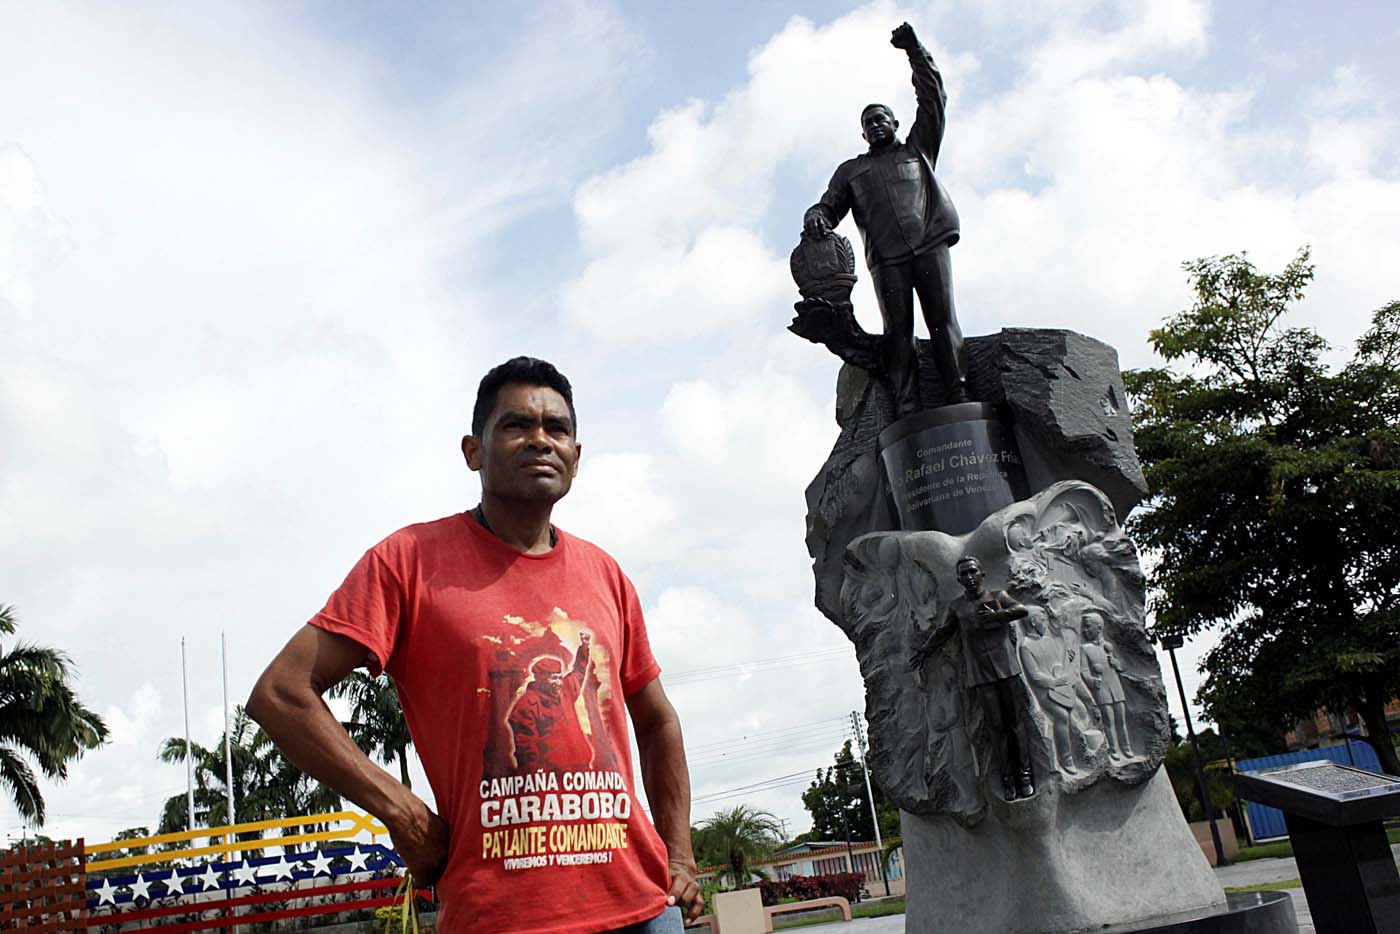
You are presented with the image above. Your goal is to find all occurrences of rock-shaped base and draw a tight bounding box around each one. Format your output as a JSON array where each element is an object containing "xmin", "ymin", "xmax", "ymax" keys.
[{"xmin": 902, "ymin": 770, "xmax": 1225, "ymax": 934}]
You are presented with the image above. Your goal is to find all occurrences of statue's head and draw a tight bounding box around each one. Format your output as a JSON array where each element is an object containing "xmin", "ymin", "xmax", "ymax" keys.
[
  {"xmin": 955, "ymin": 556, "xmax": 984, "ymax": 592},
  {"xmin": 860, "ymin": 103, "xmax": 899, "ymax": 149},
  {"xmin": 1080, "ymin": 609, "xmax": 1105, "ymax": 641},
  {"xmin": 1023, "ymin": 605, "xmax": 1048, "ymax": 636}
]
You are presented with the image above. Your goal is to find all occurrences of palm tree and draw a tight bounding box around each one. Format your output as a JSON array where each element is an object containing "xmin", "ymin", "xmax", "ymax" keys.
[
  {"xmin": 329, "ymin": 671, "xmax": 413, "ymax": 788},
  {"xmin": 0, "ymin": 604, "xmax": 109, "ymax": 825},
  {"xmin": 693, "ymin": 805, "xmax": 784, "ymax": 889},
  {"xmin": 158, "ymin": 705, "xmax": 342, "ymax": 837}
]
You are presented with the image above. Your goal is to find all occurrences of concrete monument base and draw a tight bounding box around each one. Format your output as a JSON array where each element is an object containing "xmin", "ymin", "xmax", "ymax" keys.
[{"xmin": 902, "ymin": 769, "xmax": 1227, "ymax": 933}]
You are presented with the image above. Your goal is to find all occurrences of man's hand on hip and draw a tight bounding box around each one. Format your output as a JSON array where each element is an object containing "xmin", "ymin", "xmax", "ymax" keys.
[
  {"xmin": 387, "ymin": 799, "xmax": 451, "ymax": 888},
  {"xmin": 666, "ymin": 857, "xmax": 704, "ymax": 922}
]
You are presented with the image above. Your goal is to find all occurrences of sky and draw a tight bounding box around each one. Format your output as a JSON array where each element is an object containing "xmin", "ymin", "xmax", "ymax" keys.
[{"xmin": 3, "ymin": 0, "xmax": 1399, "ymax": 845}]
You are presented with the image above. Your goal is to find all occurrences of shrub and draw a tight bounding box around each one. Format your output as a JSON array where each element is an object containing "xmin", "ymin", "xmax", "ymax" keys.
[{"xmin": 756, "ymin": 872, "xmax": 865, "ymax": 906}]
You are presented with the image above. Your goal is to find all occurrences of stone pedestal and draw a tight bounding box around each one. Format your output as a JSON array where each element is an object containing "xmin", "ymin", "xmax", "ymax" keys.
[
  {"xmin": 878, "ymin": 402, "xmax": 1028, "ymax": 533},
  {"xmin": 902, "ymin": 770, "xmax": 1225, "ymax": 933}
]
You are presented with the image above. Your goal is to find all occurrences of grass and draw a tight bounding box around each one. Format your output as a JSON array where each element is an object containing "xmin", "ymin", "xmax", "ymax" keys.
[
  {"xmin": 1224, "ymin": 879, "xmax": 1302, "ymax": 893},
  {"xmin": 771, "ymin": 896, "xmax": 906, "ymax": 930}
]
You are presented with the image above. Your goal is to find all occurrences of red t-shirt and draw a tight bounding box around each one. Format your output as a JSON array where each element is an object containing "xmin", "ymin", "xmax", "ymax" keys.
[{"xmin": 310, "ymin": 512, "xmax": 671, "ymax": 933}]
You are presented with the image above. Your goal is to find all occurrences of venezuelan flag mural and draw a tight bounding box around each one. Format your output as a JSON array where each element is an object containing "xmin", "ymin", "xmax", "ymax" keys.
[{"xmin": 78, "ymin": 811, "xmax": 430, "ymax": 931}]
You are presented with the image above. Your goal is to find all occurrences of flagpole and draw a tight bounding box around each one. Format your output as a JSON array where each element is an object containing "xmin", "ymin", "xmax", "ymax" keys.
[
  {"xmin": 222, "ymin": 632, "xmax": 238, "ymax": 934},
  {"xmin": 223, "ymin": 632, "xmax": 236, "ymax": 826},
  {"xmin": 181, "ymin": 637, "xmax": 195, "ymax": 831}
]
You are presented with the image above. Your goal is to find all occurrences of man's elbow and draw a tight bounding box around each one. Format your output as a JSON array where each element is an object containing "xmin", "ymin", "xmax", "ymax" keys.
[{"xmin": 246, "ymin": 669, "xmax": 304, "ymax": 731}]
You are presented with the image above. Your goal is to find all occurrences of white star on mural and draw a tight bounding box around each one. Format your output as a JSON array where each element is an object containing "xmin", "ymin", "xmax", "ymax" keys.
[
  {"xmin": 165, "ymin": 869, "xmax": 186, "ymax": 894},
  {"xmin": 129, "ymin": 874, "xmax": 152, "ymax": 902},
  {"xmin": 94, "ymin": 878, "xmax": 117, "ymax": 906},
  {"xmin": 269, "ymin": 856, "xmax": 295, "ymax": 880},
  {"xmin": 198, "ymin": 865, "xmax": 222, "ymax": 891},
  {"xmin": 345, "ymin": 846, "xmax": 370, "ymax": 872},
  {"xmin": 305, "ymin": 850, "xmax": 334, "ymax": 878},
  {"xmin": 232, "ymin": 862, "xmax": 260, "ymax": 886}
]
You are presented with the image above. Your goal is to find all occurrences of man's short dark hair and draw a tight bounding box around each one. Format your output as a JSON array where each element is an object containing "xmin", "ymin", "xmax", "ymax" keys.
[
  {"xmin": 471, "ymin": 356, "xmax": 577, "ymax": 436},
  {"xmin": 861, "ymin": 102, "xmax": 894, "ymax": 122}
]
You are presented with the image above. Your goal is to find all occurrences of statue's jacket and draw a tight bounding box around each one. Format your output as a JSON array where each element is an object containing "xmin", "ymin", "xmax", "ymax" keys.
[{"xmin": 805, "ymin": 42, "xmax": 961, "ymax": 271}]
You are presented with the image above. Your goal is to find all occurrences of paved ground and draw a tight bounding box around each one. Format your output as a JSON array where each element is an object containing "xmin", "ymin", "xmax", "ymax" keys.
[{"xmin": 776, "ymin": 843, "xmax": 1400, "ymax": 932}]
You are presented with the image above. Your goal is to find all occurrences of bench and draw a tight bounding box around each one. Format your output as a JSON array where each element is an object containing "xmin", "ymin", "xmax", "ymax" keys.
[{"xmin": 763, "ymin": 896, "xmax": 852, "ymax": 931}]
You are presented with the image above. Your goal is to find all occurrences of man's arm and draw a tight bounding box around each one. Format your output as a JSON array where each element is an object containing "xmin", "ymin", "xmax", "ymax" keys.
[
  {"xmin": 247, "ymin": 626, "xmax": 449, "ymax": 884},
  {"xmin": 625, "ymin": 679, "xmax": 703, "ymax": 922},
  {"xmin": 890, "ymin": 22, "xmax": 947, "ymax": 166},
  {"xmin": 803, "ymin": 167, "xmax": 852, "ymax": 237}
]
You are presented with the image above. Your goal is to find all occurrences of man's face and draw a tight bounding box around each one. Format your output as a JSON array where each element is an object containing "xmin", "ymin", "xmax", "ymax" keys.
[
  {"xmin": 957, "ymin": 560, "xmax": 983, "ymax": 593},
  {"xmin": 1081, "ymin": 613, "xmax": 1102, "ymax": 640},
  {"xmin": 463, "ymin": 382, "xmax": 581, "ymax": 504},
  {"xmin": 861, "ymin": 107, "xmax": 898, "ymax": 148},
  {"xmin": 542, "ymin": 671, "xmax": 563, "ymax": 694}
]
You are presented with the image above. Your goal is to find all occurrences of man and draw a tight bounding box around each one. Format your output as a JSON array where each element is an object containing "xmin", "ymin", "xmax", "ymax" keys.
[
  {"xmin": 509, "ymin": 638, "xmax": 595, "ymax": 773},
  {"xmin": 1018, "ymin": 605, "xmax": 1089, "ymax": 775},
  {"xmin": 1079, "ymin": 609, "xmax": 1135, "ymax": 759},
  {"xmin": 247, "ymin": 357, "xmax": 701, "ymax": 934},
  {"xmin": 910, "ymin": 556, "xmax": 1034, "ymax": 800},
  {"xmin": 804, "ymin": 21, "xmax": 968, "ymax": 415}
]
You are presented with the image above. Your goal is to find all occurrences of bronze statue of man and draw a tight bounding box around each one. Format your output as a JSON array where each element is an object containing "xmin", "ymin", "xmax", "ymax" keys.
[
  {"xmin": 911, "ymin": 556, "xmax": 1034, "ymax": 800},
  {"xmin": 804, "ymin": 21, "xmax": 968, "ymax": 415}
]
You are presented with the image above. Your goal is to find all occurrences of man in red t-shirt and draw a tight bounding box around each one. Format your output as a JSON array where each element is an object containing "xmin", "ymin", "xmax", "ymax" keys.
[{"xmin": 247, "ymin": 357, "xmax": 702, "ymax": 933}]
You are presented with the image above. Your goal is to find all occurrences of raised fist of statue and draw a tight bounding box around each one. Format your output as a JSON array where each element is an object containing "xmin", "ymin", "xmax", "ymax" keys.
[{"xmin": 890, "ymin": 22, "xmax": 918, "ymax": 50}]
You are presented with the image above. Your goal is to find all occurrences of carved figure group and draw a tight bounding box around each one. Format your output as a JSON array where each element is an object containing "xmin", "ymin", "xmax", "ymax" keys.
[{"xmin": 881, "ymin": 484, "xmax": 1163, "ymax": 814}]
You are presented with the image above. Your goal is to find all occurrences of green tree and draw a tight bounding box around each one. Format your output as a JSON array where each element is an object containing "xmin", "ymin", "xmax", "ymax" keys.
[
  {"xmin": 692, "ymin": 805, "xmax": 783, "ymax": 889},
  {"xmin": 0, "ymin": 604, "xmax": 109, "ymax": 825},
  {"xmin": 800, "ymin": 741, "xmax": 898, "ymax": 842},
  {"xmin": 1126, "ymin": 248, "xmax": 1400, "ymax": 775},
  {"xmin": 329, "ymin": 671, "xmax": 413, "ymax": 788},
  {"xmin": 158, "ymin": 705, "xmax": 342, "ymax": 836},
  {"xmin": 1162, "ymin": 726, "xmax": 1234, "ymax": 821}
]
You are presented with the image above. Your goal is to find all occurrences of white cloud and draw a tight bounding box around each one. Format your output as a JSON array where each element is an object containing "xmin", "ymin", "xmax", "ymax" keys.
[{"xmin": 103, "ymin": 684, "xmax": 163, "ymax": 748}]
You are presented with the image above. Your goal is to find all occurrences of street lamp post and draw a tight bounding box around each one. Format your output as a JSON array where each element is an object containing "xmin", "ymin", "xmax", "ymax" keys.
[{"xmin": 1161, "ymin": 634, "xmax": 1226, "ymax": 867}]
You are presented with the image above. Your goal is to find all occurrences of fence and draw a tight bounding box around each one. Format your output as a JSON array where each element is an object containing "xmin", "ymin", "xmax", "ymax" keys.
[
  {"xmin": 0, "ymin": 811, "xmax": 428, "ymax": 932},
  {"xmin": 1236, "ymin": 739, "xmax": 1383, "ymax": 840},
  {"xmin": 0, "ymin": 838, "xmax": 86, "ymax": 932}
]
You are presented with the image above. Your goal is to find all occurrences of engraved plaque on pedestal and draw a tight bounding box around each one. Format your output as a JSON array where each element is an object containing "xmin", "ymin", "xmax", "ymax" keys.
[{"xmin": 878, "ymin": 402, "xmax": 1029, "ymax": 533}]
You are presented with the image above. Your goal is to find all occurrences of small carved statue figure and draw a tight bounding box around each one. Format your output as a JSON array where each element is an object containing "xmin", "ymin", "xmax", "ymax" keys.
[
  {"xmin": 911, "ymin": 556, "xmax": 1034, "ymax": 800},
  {"xmin": 1017, "ymin": 605, "xmax": 1083, "ymax": 774},
  {"xmin": 1079, "ymin": 610, "xmax": 1135, "ymax": 758},
  {"xmin": 803, "ymin": 21, "xmax": 967, "ymax": 415}
]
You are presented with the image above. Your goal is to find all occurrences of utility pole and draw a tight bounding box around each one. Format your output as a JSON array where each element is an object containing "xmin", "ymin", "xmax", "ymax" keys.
[
  {"xmin": 851, "ymin": 712, "xmax": 891, "ymax": 896},
  {"xmin": 1161, "ymin": 636, "xmax": 1225, "ymax": 867}
]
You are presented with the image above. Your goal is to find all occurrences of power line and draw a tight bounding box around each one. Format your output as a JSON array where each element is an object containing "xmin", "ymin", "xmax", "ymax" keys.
[
  {"xmin": 684, "ymin": 715, "xmax": 850, "ymax": 752},
  {"xmin": 665, "ymin": 648, "xmax": 853, "ymax": 685}
]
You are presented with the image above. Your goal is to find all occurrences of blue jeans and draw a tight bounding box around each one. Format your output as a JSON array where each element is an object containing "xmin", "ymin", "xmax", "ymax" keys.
[{"xmin": 606, "ymin": 905, "xmax": 685, "ymax": 933}]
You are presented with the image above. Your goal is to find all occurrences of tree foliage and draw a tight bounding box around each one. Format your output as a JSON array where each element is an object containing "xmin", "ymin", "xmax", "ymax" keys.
[
  {"xmin": 158, "ymin": 705, "xmax": 341, "ymax": 837},
  {"xmin": 1126, "ymin": 248, "xmax": 1400, "ymax": 774},
  {"xmin": 329, "ymin": 671, "xmax": 413, "ymax": 788},
  {"xmin": 0, "ymin": 604, "xmax": 109, "ymax": 825},
  {"xmin": 692, "ymin": 805, "xmax": 783, "ymax": 890},
  {"xmin": 799, "ymin": 740, "xmax": 898, "ymax": 842}
]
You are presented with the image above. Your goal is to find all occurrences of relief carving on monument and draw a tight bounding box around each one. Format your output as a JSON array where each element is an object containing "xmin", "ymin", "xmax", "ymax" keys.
[{"xmin": 840, "ymin": 481, "xmax": 1168, "ymax": 822}]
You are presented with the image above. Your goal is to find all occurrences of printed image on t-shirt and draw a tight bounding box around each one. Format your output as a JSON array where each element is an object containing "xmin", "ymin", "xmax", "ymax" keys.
[{"xmin": 477, "ymin": 608, "xmax": 633, "ymax": 873}]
